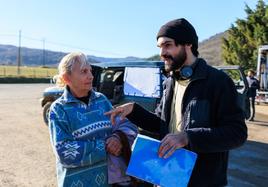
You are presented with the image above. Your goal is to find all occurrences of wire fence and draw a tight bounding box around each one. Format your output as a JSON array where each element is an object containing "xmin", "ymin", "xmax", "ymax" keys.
[{"xmin": 0, "ymin": 65, "xmax": 57, "ymax": 78}]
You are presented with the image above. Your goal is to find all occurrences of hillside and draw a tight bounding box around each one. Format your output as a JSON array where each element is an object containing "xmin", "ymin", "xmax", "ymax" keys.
[
  {"xmin": 0, "ymin": 44, "xmax": 143, "ymax": 66},
  {"xmin": 146, "ymin": 32, "xmax": 228, "ymax": 65},
  {"xmin": 0, "ymin": 32, "xmax": 227, "ymax": 66},
  {"xmin": 0, "ymin": 45, "xmax": 67, "ymax": 66},
  {"xmin": 199, "ymin": 31, "xmax": 227, "ymax": 66}
]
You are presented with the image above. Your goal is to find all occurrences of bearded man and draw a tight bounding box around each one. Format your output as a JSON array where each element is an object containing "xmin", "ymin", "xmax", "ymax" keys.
[{"xmin": 106, "ymin": 18, "xmax": 247, "ymax": 187}]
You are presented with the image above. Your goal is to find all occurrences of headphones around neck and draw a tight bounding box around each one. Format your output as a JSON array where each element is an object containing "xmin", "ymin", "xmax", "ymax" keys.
[{"xmin": 172, "ymin": 65, "xmax": 193, "ymax": 80}]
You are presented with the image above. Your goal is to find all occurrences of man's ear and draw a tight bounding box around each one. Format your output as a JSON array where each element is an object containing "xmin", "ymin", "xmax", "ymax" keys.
[
  {"xmin": 185, "ymin": 44, "xmax": 192, "ymax": 48},
  {"xmin": 185, "ymin": 44, "xmax": 193, "ymax": 53}
]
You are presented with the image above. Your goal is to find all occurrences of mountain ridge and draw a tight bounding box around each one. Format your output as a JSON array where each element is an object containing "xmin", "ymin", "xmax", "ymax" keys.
[
  {"xmin": 199, "ymin": 31, "xmax": 227, "ymax": 66},
  {"xmin": 0, "ymin": 32, "xmax": 226, "ymax": 66}
]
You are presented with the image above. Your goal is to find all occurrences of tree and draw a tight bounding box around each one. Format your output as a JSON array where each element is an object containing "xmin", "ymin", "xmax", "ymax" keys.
[{"xmin": 222, "ymin": 0, "xmax": 268, "ymax": 70}]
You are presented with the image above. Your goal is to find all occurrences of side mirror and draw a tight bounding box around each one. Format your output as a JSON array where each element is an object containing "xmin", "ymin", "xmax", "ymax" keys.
[{"xmin": 51, "ymin": 76, "xmax": 58, "ymax": 84}]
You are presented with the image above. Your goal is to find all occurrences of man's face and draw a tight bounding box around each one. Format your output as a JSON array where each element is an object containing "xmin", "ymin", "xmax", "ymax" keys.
[
  {"xmin": 247, "ymin": 71, "xmax": 253, "ymax": 78},
  {"xmin": 157, "ymin": 37, "xmax": 187, "ymax": 72},
  {"xmin": 65, "ymin": 62, "xmax": 94, "ymax": 96}
]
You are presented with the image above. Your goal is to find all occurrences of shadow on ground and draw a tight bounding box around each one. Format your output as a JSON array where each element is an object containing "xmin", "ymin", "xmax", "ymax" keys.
[
  {"xmin": 228, "ymin": 140, "xmax": 268, "ymax": 187},
  {"xmin": 247, "ymin": 119, "xmax": 268, "ymax": 126}
]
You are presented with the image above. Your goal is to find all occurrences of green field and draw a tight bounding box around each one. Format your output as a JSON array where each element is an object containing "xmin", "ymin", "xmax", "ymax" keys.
[{"xmin": 0, "ymin": 65, "xmax": 57, "ymax": 78}]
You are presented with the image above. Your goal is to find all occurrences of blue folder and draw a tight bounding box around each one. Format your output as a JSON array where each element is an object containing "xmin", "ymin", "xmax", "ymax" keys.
[{"xmin": 126, "ymin": 134, "xmax": 197, "ymax": 187}]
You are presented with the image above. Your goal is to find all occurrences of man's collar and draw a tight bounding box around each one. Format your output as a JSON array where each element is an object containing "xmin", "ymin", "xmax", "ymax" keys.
[{"xmin": 190, "ymin": 58, "xmax": 208, "ymax": 81}]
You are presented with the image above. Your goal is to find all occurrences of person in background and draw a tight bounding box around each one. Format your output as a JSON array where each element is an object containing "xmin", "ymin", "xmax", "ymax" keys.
[
  {"xmin": 260, "ymin": 52, "xmax": 267, "ymax": 90},
  {"xmin": 48, "ymin": 52, "xmax": 137, "ymax": 187},
  {"xmin": 246, "ymin": 69, "xmax": 260, "ymax": 121},
  {"xmin": 106, "ymin": 18, "xmax": 247, "ymax": 187}
]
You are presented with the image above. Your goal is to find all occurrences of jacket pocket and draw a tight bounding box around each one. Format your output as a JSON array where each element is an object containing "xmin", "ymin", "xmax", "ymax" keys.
[{"xmin": 186, "ymin": 99, "xmax": 210, "ymax": 128}]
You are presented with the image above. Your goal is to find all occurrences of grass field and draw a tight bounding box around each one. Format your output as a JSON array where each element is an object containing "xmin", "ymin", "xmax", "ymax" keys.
[{"xmin": 0, "ymin": 65, "xmax": 57, "ymax": 78}]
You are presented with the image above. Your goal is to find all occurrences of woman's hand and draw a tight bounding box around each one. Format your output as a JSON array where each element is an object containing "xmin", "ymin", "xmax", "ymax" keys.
[{"xmin": 106, "ymin": 136, "xmax": 122, "ymax": 156}]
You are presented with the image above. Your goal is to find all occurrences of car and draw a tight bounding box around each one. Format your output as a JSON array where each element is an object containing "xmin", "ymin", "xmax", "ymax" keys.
[
  {"xmin": 41, "ymin": 61, "xmax": 166, "ymax": 125},
  {"xmin": 41, "ymin": 61, "xmax": 250, "ymax": 127},
  {"xmin": 216, "ymin": 65, "xmax": 250, "ymax": 119}
]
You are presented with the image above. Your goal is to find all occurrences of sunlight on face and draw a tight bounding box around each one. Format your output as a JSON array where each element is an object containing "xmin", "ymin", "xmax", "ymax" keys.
[
  {"xmin": 67, "ymin": 62, "xmax": 94, "ymax": 97},
  {"xmin": 157, "ymin": 37, "xmax": 185, "ymax": 72}
]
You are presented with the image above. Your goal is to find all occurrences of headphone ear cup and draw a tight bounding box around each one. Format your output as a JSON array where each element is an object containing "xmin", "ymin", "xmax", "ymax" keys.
[
  {"xmin": 180, "ymin": 66, "xmax": 193, "ymax": 79},
  {"xmin": 171, "ymin": 66, "xmax": 193, "ymax": 80}
]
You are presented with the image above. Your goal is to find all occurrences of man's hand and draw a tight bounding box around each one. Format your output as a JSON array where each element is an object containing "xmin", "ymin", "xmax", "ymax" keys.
[
  {"xmin": 104, "ymin": 102, "xmax": 134, "ymax": 125},
  {"xmin": 106, "ymin": 136, "xmax": 122, "ymax": 156},
  {"xmin": 158, "ymin": 132, "xmax": 189, "ymax": 159}
]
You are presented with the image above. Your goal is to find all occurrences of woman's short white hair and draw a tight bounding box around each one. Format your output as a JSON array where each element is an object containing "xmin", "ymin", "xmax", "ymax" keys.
[{"xmin": 55, "ymin": 52, "xmax": 90, "ymax": 87}]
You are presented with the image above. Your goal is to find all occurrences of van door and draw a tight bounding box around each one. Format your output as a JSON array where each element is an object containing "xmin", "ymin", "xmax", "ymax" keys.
[
  {"xmin": 218, "ymin": 66, "xmax": 250, "ymax": 119},
  {"xmin": 91, "ymin": 65, "xmax": 103, "ymax": 90}
]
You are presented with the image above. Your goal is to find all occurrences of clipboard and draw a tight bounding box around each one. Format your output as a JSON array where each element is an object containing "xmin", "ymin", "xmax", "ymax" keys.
[{"xmin": 126, "ymin": 134, "xmax": 197, "ymax": 187}]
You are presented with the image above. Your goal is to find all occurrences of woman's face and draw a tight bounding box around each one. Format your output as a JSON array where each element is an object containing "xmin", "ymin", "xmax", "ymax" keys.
[{"xmin": 65, "ymin": 62, "xmax": 94, "ymax": 97}]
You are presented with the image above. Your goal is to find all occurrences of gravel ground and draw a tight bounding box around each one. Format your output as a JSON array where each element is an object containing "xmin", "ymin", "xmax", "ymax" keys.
[{"xmin": 0, "ymin": 84, "xmax": 267, "ymax": 187}]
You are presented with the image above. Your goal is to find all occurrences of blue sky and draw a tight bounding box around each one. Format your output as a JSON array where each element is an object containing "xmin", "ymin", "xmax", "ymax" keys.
[{"xmin": 0, "ymin": 0, "xmax": 261, "ymax": 58}]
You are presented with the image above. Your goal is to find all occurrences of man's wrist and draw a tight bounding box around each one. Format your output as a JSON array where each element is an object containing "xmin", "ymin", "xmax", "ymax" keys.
[{"xmin": 182, "ymin": 132, "xmax": 189, "ymax": 146}]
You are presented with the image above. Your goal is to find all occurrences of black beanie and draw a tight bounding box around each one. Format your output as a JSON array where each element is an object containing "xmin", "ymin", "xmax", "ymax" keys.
[{"xmin": 156, "ymin": 18, "xmax": 198, "ymax": 47}]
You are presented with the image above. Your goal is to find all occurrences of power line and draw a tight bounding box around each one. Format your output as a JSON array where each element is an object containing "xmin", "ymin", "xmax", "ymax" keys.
[
  {"xmin": 45, "ymin": 40, "xmax": 126, "ymax": 56},
  {"xmin": 21, "ymin": 35, "xmax": 43, "ymax": 42},
  {"xmin": 0, "ymin": 34, "xmax": 17, "ymax": 37},
  {"xmin": 0, "ymin": 33, "xmax": 128, "ymax": 57}
]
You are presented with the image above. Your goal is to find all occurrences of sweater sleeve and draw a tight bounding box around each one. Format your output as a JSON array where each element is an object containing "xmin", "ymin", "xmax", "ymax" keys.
[
  {"xmin": 49, "ymin": 103, "xmax": 106, "ymax": 168},
  {"xmin": 112, "ymin": 117, "xmax": 138, "ymax": 145}
]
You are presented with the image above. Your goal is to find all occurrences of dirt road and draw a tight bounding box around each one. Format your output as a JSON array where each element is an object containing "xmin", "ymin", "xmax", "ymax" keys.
[
  {"xmin": 0, "ymin": 84, "xmax": 267, "ymax": 187},
  {"xmin": 0, "ymin": 84, "xmax": 56, "ymax": 187}
]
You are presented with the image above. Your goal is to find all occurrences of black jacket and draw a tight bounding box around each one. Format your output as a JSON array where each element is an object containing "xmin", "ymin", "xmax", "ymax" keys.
[
  {"xmin": 247, "ymin": 76, "xmax": 260, "ymax": 98},
  {"xmin": 127, "ymin": 59, "xmax": 247, "ymax": 187}
]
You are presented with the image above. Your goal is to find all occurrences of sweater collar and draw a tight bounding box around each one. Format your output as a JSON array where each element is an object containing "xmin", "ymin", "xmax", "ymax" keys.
[{"xmin": 62, "ymin": 86, "xmax": 100, "ymax": 104}]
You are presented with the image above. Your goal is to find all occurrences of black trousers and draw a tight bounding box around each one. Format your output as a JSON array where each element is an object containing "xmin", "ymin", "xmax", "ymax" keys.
[{"xmin": 249, "ymin": 97, "xmax": 255, "ymax": 120}]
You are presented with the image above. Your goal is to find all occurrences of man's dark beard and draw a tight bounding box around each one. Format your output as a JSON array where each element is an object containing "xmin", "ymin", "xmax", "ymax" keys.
[{"xmin": 162, "ymin": 47, "xmax": 187, "ymax": 72}]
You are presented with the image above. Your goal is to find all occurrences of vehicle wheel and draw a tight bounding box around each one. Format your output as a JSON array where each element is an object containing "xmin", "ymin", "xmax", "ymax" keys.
[{"xmin": 43, "ymin": 102, "xmax": 52, "ymax": 126}]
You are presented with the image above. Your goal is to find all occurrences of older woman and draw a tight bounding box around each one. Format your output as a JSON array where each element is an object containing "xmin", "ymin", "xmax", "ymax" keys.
[{"xmin": 49, "ymin": 52, "xmax": 137, "ymax": 187}]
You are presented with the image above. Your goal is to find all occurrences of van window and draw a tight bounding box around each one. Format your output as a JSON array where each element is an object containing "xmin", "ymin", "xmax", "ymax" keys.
[{"xmin": 123, "ymin": 67, "xmax": 161, "ymax": 98}]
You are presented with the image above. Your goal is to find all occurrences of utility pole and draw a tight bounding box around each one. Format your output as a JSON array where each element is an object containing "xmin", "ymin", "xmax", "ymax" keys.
[
  {"xmin": 43, "ymin": 38, "xmax": 46, "ymax": 67},
  {"xmin": 17, "ymin": 30, "xmax": 21, "ymax": 75}
]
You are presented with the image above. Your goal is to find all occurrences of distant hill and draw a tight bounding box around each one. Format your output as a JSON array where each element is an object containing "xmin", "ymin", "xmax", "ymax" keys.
[
  {"xmin": 199, "ymin": 31, "xmax": 227, "ymax": 66},
  {"xmin": 0, "ymin": 45, "xmax": 142, "ymax": 67},
  {"xmin": 88, "ymin": 55, "xmax": 142, "ymax": 63},
  {"xmin": 146, "ymin": 32, "xmax": 228, "ymax": 65},
  {"xmin": 0, "ymin": 45, "xmax": 67, "ymax": 66},
  {"xmin": 0, "ymin": 32, "xmax": 227, "ymax": 66}
]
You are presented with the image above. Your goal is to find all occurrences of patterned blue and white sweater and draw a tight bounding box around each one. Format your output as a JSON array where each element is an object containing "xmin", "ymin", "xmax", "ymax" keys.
[{"xmin": 49, "ymin": 87, "xmax": 137, "ymax": 187}]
